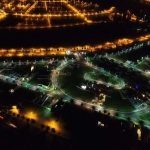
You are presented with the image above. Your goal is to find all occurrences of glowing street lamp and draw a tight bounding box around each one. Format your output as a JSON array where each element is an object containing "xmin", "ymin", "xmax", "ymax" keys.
[
  {"xmin": 137, "ymin": 128, "xmax": 141, "ymax": 140},
  {"xmin": 10, "ymin": 105, "xmax": 19, "ymax": 114},
  {"xmin": 31, "ymin": 65, "xmax": 34, "ymax": 72}
]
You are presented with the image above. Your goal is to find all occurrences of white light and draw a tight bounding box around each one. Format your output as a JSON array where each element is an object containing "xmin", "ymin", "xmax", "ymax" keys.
[
  {"xmin": 31, "ymin": 66, "xmax": 34, "ymax": 72},
  {"xmin": 147, "ymin": 70, "xmax": 150, "ymax": 74},
  {"xmin": 98, "ymin": 121, "xmax": 105, "ymax": 127},
  {"xmin": 81, "ymin": 85, "xmax": 86, "ymax": 90},
  {"xmin": 66, "ymin": 50, "xmax": 71, "ymax": 55},
  {"xmin": 9, "ymin": 89, "xmax": 14, "ymax": 93},
  {"xmin": 98, "ymin": 121, "xmax": 101, "ymax": 125}
]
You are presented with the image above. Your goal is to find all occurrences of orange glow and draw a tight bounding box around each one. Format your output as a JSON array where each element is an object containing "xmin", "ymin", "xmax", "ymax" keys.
[
  {"xmin": 44, "ymin": 120, "xmax": 61, "ymax": 133},
  {"xmin": 24, "ymin": 111, "xmax": 37, "ymax": 120},
  {"xmin": 17, "ymin": 53, "xmax": 24, "ymax": 57},
  {"xmin": 10, "ymin": 106, "xmax": 19, "ymax": 114},
  {"xmin": 0, "ymin": 33, "xmax": 149, "ymax": 57}
]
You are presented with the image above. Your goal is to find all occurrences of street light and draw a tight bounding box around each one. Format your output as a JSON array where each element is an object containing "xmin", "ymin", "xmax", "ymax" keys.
[
  {"xmin": 137, "ymin": 128, "xmax": 141, "ymax": 140},
  {"xmin": 10, "ymin": 105, "xmax": 19, "ymax": 114},
  {"xmin": 25, "ymin": 111, "xmax": 37, "ymax": 120}
]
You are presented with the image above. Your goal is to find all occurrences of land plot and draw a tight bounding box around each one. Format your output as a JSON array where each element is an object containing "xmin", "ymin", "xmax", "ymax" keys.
[
  {"xmin": 1, "ymin": 69, "xmax": 12, "ymax": 76},
  {"xmin": 91, "ymin": 58, "xmax": 121, "ymax": 76},
  {"xmin": 136, "ymin": 63, "xmax": 150, "ymax": 71},
  {"xmin": 51, "ymin": 16, "xmax": 84, "ymax": 26},
  {"xmin": 112, "ymin": 46, "xmax": 150, "ymax": 63},
  {"xmin": 73, "ymin": 3, "xmax": 100, "ymax": 11},
  {"xmin": 12, "ymin": 64, "xmax": 31, "ymax": 75},
  {"xmin": 103, "ymin": 90, "xmax": 134, "ymax": 112},
  {"xmin": 47, "ymin": 2, "xmax": 68, "ymax": 13},
  {"xmin": 30, "ymin": 1, "xmax": 48, "ymax": 14},
  {"xmin": 88, "ymin": 72, "xmax": 120, "ymax": 85},
  {"xmin": 19, "ymin": 16, "xmax": 48, "ymax": 27},
  {"xmin": 0, "ymin": 63, "xmax": 7, "ymax": 69},
  {"xmin": 0, "ymin": 82, "xmax": 16, "ymax": 92},
  {"xmin": 57, "ymin": 64, "xmax": 94, "ymax": 101},
  {"xmin": 91, "ymin": 57, "xmax": 150, "ymax": 93},
  {"xmin": 138, "ymin": 112, "xmax": 150, "ymax": 123},
  {"xmin": 28, "ymin": 72, "xmax": 50, "ymax": 86},
  {"xmin": 14, "ymin": 87, "xmax": 38, "ymax": 102},
  {"xmin": 88, "ymin": 15, "xmax": 110, "ymax": 21},
  {"xmin": 0, "ymin": 15, "xmax": 24, "ymax": 27},
  {"xmin": 0, "ymin": 92, "xmax": 21, "ymax": 106}
]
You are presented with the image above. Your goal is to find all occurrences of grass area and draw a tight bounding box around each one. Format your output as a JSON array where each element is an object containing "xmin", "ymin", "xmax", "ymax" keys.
[
  {"xmin": 0, "ymin": 82, "xmax": 16, "ymax": 92},
  {"xmin": 37, "ymin": 85, "xmax": 54, "ymax": 92},
  {"xmin": 0, "ymin": 84, "xmax": 37, "ymax": 106},
  {"xmin": 57, "ymin": 64, "xmax": 95, "ymax": 101},
  {"xmin": 103, "ymin": 90, "xmax": 134, "ymax": 112},
  {"xmin": 14, "ymin": 87, "xmax": 38, "ymax": 101},
  {"xmin": 28, "ymin": 73, "xmax": 50, "ymax": 86},
  {"xmin": 1, "ymin": 70, "xmax": 12, "ymax": 76},
  {"xmin": 42, "ymin": 86, "xmax": 54, "ymax": 91},
  {"xmin": 36, "ymin": 63, "xmax": 47, "ymax": 71},
  {"xmin": 111, "ymin": 55, "xmax": 127, "ymax": 63},
  {"xmin": 0, "ymin": 64, "xmax": 6, "ymax": 69},
  {"xmin": 89, "ymin": 73, "xmax": 119, "ymax": 85},
  {"xmin": 111, "ymin": 46, "xmax": 150, "ymax": 63},
  {"xmin": 136, "ymin": 63, "xmax": 149, "ymax": 71},
  {"xmin": 138, "ymin": 112, "xmax": 150, "ymax": 123}
]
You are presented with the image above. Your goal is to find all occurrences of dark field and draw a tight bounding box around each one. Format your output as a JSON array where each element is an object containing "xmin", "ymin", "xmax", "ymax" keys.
[{"xmin": 0, "ymin": 21, "xmax": 148, "ymax": 49}]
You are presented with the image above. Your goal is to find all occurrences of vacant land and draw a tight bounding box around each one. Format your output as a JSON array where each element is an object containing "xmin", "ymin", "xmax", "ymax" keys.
[{"xmin": 103, "ymin": 90, "xmax": 134, "ymax": 112}]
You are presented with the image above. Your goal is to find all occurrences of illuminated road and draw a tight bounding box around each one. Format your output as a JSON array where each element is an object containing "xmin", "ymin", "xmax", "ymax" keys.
[
  {"xmin": 0, "ymin": 0, "xmax": 116, "ymax": 25},
  {"xmin": 0, "ymin": 34, "xmax": 149, "ymax": 58},
  {"xmin": 0, "ymin": 0, "xmax": 143, "ymax": 29},
  {"xmin": 83, "ymin": 62, "xmax": 125, "ymax": 89}
]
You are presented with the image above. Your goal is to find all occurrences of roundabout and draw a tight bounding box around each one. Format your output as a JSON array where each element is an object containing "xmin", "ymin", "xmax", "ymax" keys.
[{"xmin": 50, "ymin": 51, "xmax": 150, "ymax": 128}]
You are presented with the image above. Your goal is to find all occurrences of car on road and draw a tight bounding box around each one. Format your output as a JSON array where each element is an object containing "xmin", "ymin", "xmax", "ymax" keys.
[{"xmin": 9, "ymin": 123, "xmax": 17, "ymax": 128}]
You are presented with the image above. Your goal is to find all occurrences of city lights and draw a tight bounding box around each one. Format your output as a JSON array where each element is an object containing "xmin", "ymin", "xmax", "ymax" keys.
[{"xmin": 0, "ymin": 1, "xmax": 150, "ymax": 149}]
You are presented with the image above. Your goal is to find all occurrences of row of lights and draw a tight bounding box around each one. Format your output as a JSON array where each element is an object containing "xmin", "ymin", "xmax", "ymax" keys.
[{"xmin": 0, "ymin": 34, "xmax": 150, "ymax": 57}]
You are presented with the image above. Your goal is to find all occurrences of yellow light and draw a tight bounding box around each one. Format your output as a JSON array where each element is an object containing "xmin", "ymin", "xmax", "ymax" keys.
[
  {"xmin": 137, "ymin": 129, "xmax": 141, "ymax": 140},
  {"xmin": 44, "ymin": 119, "xmax": 61, "ymax": 133},
  {"xmin": 12, "ymin": 106, "xmax": 17, "ymax": 109},
  {"xmin": 25, "ymin": 111, "xmax": 37, "ymax": 120},
  {"xmin": 17, "ymin": 53, "xmax": 24, "ymax": 57},
  {"xmin": 10, "ymin": 106, "xmax": 19, "ymax": 114}
]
